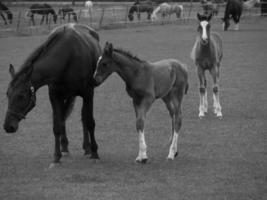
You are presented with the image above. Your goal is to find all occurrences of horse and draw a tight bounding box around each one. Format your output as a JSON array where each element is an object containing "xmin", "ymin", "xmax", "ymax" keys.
[
  {"xmin": 128, "ymin": 0, "xmax": 153, "ymax": 21},
  {"xmin": 0, "ymin": 1, "xmax": 13, "ymax": 25},
  {"xmin": 58, "ymin": 5, "xmax": 78, "ymax": 23},
  {"xmin": 243, "ymin": 0, "xmax": 260, "ymax": 10},
  {"xmin": 201, "ymin": 0, "xmax": 220, "ymax": 16},
  {"xmin": 85, "ymin": 1, "xmax": 93, "ymax": 17},
  {"xmin": 3, "ymin": 24, "xmax": 101, "ymax": 168},
  {"xmin": 27, "ymin": 3, "xmax": 57, "ymax": 26},
  {"xmin": 222, "ymin": 0, "xmax": 243, "ymax": 31},
  {"xmin": 94, "ymin": 42, "xmax": 189, "ymax": 162},
  {"xmin": 151, "ymin": 2, "xmax": 184, "ymax": 21},
  {"xmin": 191, "ymin": 13, "xmax": 223, "ymax": 119}
]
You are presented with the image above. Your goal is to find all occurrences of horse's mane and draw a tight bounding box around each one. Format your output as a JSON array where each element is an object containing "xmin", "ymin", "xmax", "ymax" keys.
[
  {"xmin": 114, "ymin": 48, "xmax": 143, "ymax": 63},
  {"xmin": 11, "ymin": 30, "xmax": 63, "ymax": 85}
]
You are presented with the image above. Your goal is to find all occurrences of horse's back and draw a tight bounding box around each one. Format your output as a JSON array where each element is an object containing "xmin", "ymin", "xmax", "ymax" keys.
[
  {"xmin": 49, "ymin": 24, "xmax": 101, "ymax": 79},
  {"xmin": 226, "ymin": 0, "xmax": 243, "ymax": 15}
]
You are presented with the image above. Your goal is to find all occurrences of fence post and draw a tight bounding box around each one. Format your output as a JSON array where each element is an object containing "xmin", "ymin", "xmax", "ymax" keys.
[
  {"xmin": 98, "ymin": 7, "xmax": 105, "ymax": 29},
  {"xmin": 16, "ymin": 11, "xmax": 22, "ymax": 34},
  {"xmin": 188, "ymin": 0, "xmax": 194, "ymax": 21}
]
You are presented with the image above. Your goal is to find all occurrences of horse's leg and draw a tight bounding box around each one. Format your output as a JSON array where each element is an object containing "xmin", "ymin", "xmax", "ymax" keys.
[
  {"xmin": 40, "ymin": 15, "xmax": 44, "ymax": 25},
  {"xmin": 133, "ymin": 97, "xmax": 153, "ymax": 163},
  {"xmin": 81, "ymin": 88, "xmax": 99, "ymax": 159},
  {"xmin": 31, "ymin": 15, "xmax": 35, "ymax": 26},
  {"xmin": 0, "ymin": 13, "xmax": 7, "ymax": 25},
  {"xmin": 233, "ymin": 15, "xmax": 240, "ymax": 30},
  {"xmin": 48, "ymin": 89, "xmax": 70, "ymax": 165},
  {"xmin": 197, "ymin": 67, "xmax": 207, "ymax": 118},
  {"xmin": 210, "ymin": 66, "xmax": 222, "ymax": 118},
  {"xmin": 163, "ymin": 91, "xmax": 183, "ymax": 160}
]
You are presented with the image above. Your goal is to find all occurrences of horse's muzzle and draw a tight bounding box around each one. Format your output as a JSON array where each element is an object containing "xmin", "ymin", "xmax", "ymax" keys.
[{"xmin": 3, "ymin": 114, "xmax": 19, "ymax": 133}]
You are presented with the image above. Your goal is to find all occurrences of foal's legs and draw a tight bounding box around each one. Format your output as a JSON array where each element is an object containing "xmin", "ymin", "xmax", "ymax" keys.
[
  {"xmin": 81, "ymin": 89, "xmax": 99, "ymax": 159},
  {"xmin": 210, "ymin": 66, "xmax": 222, "ymax": 118},
  {"xmin": 163, "ymin": 92, "xmax": 183, "ymax": 160},
  {"xmin": 197, "ymin": 67, "xmax": 208, "ymax": 118},
  {"xmin": 133, "ymin": 97, "xmax": 154, "ymax": 163}
]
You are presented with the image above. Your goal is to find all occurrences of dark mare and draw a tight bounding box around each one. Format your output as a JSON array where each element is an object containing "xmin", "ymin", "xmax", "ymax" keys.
[
  {"xmin": 3, "ymin": 24, "xmax": 101, "ymax": 167},
  {"xmin": 128, "ymin": 0, "xmax": 153, "ymax": 21},
  {"xmin": 0, "ymin": 1, "xmax": 12, "ymax": 25},
  {"xmin": 222, "ymin": 0, "xmax": 243, "ymax": 31},
  {"xmin": 58, "ymin": 5, "xmax": 78, "ymax": 23},
  {"xmin": 94, "ymin": 42, "xmax": 188, "ymax": 162},
  {"xmin": 191, "ymin": 13, "xmax": 223, "ymax": 118},
  {"xmin": 28, "ymin": 3, "xmax": 57, "ymax": 26}
]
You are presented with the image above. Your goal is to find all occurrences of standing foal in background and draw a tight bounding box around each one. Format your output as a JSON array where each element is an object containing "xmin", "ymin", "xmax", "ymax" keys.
[{"xmin": 191, "ymin": 13, "xmax": 223, "ymax": 118}]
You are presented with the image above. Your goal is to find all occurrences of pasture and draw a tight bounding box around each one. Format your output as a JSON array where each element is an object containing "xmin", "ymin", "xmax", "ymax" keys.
[{"xmin": 0, "ymin": 17, "xmax": 267, "ymax": 199}]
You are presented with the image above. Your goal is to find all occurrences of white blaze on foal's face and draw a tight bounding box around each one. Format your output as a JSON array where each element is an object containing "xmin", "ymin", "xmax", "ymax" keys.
[{"xmin": 200, "ymin": 21, "xmax": 209, "ymax": 41}]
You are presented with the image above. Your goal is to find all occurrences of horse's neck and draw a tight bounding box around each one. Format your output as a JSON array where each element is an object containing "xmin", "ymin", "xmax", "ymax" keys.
[{"xmin": 113, "ymin": 52, "xmax": 142, "ymax": 86}]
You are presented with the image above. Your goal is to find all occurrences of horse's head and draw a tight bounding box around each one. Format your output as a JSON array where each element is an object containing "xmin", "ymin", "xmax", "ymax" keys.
[
  {"xmin": 94, "ymin": 42, "xmax": 117, "ymax": 86},
  {"xmin": 197, "ymin": 13, "xmax": 212, "ymax": 45},
  {"xmin": 3, "ymin": 65, "xmax": 36, "ymax": 133},
  {"xmin": 221, "ymin": 17, "xmax": 230, "ymax": 31},
  {"xmin": 128, "ymin": 13, "xmax": 134, "ymax": 21}
]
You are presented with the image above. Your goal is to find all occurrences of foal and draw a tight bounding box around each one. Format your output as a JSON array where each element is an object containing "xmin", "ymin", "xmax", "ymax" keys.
[
  {"xmin": 191, "ymin": 13, "xmax": 223, "ymax": 118},
  {"xmin": 94, "ymin": 42, "xmax": 188, "ymax": 162}
]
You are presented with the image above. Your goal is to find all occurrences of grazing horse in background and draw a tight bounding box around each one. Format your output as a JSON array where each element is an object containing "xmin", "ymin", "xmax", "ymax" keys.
[
  {"xmin": 94, "ymin": 42, "xmax": 189, "ymax": 162},
  {"xmin": 3, "ymin": 24, "xmax": 101, "ymax": 168},
  {"xmin": 58, "ymin": 5, "xmax": 78, "ymax": 22},
  {"xmin": 27, "ymin": 3, "xmax": 57, "ymax": 26},
  {"xmin": 243, "ymin": 0, "xmax": 260, "ymax": 10},
  {"xmin": 222, "ymin": 0, "xmax": 243, "ymax": 31},
  {"xmin": 201, "ymin": 0, "xmax": 220, "ymax": 16},
  {"xmin": 128, "ymin": 0, "xmax": 153, "ymax": 21},
  {"xmin": 85, "ymin": 0, "xmax": 93, "ymax": 16},
  {"xmin": 0, "ymin": 1, "xmax": 13, "ymax": 25},
  {"xmin": 151, "ymin": 2, "xmax": 184, "ymax": 21},
  {"xmin": 191, "ymin": 13, "xmax": 223, "ymax": 118}
]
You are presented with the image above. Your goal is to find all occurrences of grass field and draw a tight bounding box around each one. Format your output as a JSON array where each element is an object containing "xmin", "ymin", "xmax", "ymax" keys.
[{"xmin": 0, "ymin": 17, "xmax": 266, "ymax": 200}]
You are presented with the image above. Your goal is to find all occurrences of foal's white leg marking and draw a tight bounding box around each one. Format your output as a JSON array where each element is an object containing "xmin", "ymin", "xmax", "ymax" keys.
[
  {"xmin": 213, "ymin": 93, "xmax": 222, "ymax": 118},
  {"xmin": 199, "ymin": 93, "xmax": 205, "ymax": 118},
  {"xmin": 167, "ymin": 131, "xmax": 179, "ymax": 160},
  {"xmin": 136, "ymin": 131, "xmax": 148, "ymax": 162},
  {"xmin": 234, "ymin": 23, "xmax": 239, "ymax": 31},
  {"xmin": 204, "ymin": 90, "xmax": 208, "ymax": 113}
]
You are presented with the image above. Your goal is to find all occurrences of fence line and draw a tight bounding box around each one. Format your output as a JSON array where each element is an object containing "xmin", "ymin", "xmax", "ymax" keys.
[{"xmin": 0, "ymin": 2, "xmax": 266, "ymax": 37}]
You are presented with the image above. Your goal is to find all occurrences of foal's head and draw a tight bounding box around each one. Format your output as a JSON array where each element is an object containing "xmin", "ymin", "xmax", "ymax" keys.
[
  {"xmin": 197, "ymin": 13, "xmax": 212, "ymax": 45},
  {"xmin": 4, "ymin": 65, "xmax": 36, "ymax": 133},
  {"xmin": 94, "ymin": 42, "xmax": 117, "ymax": 85}
]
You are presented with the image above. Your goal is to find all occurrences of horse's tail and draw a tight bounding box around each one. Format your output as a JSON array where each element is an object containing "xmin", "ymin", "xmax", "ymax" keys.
[{"xmin": 63, "ymin": 96, "xmax": 76, "ymax": 121}]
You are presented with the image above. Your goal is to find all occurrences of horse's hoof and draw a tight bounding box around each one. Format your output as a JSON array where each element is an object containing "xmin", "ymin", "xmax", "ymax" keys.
[
  {"xmin": 136, "ymin": 158, "xmax": 148, "ymax": 164},
  {"xmin": 90, "ymin": 153, "xmax": 100, "ymax": 160},
  {"xmin": 48, "ymin": 162, "xmax": 60, "ymax": 169},
  {"xmin": 216, "ymin": 113, "xmax": 223, "ymax": 119}
]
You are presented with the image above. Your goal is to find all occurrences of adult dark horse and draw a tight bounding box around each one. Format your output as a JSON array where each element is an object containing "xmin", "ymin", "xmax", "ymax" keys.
[
  {"xmin": 28, "ymin": 3, "xmax": 57, "ymax": 26},
  {"xmin": 3, "ymin": 24, "xmax": 101, "ymax": 167},
  {"xmin": 0, "ymin": 1, "xmax": 13, "ymax": 25},
  {"xmin": 94, "ymin": 42, "xmax": 188, "ymax": 162},
  {"xmin": 58, "ymin": 5, "xmax": 78, "ymax": 23},
  {"xmin": 128, "ymin": 0, "xmax": 153, "ymax": 21},
  {"xmin": 222, "ymin": 0, "xmax": 243, "ymax": 31}
]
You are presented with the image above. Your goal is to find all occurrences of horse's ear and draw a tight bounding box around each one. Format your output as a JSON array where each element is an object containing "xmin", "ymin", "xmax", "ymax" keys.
[
  {"xmin": 104, "ymin": 42, "xmax": 113, "ymax": 57},
  {"xmin": 9, "ymin": 64, "xmax": 15, "ymax": 78},
  {"xmin": 207, "ymin": 13, "xmax": 212, "ymax": 21},
  {"xmin": 197, "ymin": 13, "xmax": 202, "ymax": 21}
]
